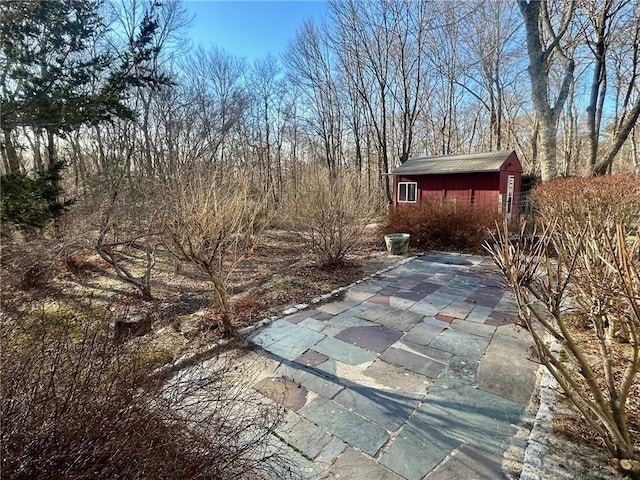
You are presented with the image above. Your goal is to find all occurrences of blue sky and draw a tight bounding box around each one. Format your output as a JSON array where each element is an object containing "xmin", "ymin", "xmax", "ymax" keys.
[{"xmin": 183, "ymin": 0, "xmax": 329, "ymax": 62}]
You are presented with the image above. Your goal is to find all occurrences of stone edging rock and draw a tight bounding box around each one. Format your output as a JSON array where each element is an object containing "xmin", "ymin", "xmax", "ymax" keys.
[{"xmin": 519, "ymin": 361, "xmax": 559, "ymax": 480}]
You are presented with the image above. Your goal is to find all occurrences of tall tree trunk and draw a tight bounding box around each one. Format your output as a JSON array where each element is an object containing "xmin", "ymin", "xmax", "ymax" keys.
[
  {"xmin": 46, "ymin": 128, "xmax": 57, "ymax": 166},
  {"xmin": 593, "ymin": 97, "xmax": 640, "ymax": 175},
  {"xmin": 539, "ymin": 120, "xmax": 559, "ymax": 181},
  {"xmin": 518, "ymin": 0, "xmax": 576, "ymax": 181},
  {"xmin": 2, "ymin": 127, "xmax": 20, "ymax": 173}
]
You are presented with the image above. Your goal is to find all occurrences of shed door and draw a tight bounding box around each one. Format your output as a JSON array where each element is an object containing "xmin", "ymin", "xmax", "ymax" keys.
[{"xmin": 506, "ymin": 175, "xmax": 515, "ymax": 220}]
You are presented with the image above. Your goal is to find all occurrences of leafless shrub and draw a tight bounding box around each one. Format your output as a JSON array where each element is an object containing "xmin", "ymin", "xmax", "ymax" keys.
[
  {"xmin": 0, "ymin": 299, "xmax": 294, "ymax": 479},
  {"xmin": 385, "ymin": 198, "xmax": 499, "ymax": 253},
  {"xmin": 282, "ymin": 169, "xmax": 380, "ymax": 267},
  {"xmin": 95, "ymin": 176, "xmax": 163, "ymax": 300},
  {"xmin": 0, "ymin": 236, "xmax": 86, "ymax": 290},
  {"xmin": 531, "ymin": 175, "xmax": 640, "ymax": 232},
  {"xmin": 162, "ymin": 167, "xmax": 272, "ymax": 335},
  {"xmin": 485, "ymin": 176, "xmax": 640, "ymax": 477}
]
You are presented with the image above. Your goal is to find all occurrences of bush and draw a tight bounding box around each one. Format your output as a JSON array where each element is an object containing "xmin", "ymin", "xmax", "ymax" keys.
[
  {"xmin": 486, "ymin": 175, "xmax": 640, "ymax": 478},
  {"xmin": 385, "ymin": 199, "xmax": 498, "ymax": 253},
  {"xmin": 1, "ymin": 300, "xmax": 292, "ymax": 479},
  {"xmin": 0, "ymin": 237, "xmax": 88, "ymax": 290},
  {"xmin": 531, "ymin": 175, "xmax": 640, "ymax": 234},
  {"xmin": 283, "ymin": 170, "xmax": 380, "ymax": 267},
  {"xmin": 163, "ymin": 167, "xmax": 272, "ymax": 335},
  {"xmin": 0, "ymin": 161, "xmax": 74, "ymax": 232}
]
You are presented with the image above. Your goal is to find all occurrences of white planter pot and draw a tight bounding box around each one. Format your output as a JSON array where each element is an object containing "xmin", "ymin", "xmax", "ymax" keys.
[{"xmin": 384, "ymin": 233, "xmax": 410, "ymax": 255}]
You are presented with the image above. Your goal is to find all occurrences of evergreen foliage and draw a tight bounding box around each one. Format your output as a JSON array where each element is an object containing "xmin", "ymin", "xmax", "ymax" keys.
[
  {"xmin": 0, "ymin": 161, "xmax": 74, "ymax": 231},
  {"xmin": 0, "ymin": 0, "xmax": 169, "ymax": 171}
]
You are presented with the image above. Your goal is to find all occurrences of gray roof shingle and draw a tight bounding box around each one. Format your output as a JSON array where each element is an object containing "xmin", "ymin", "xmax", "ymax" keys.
[{"xmin": 391, "ymin": 150, "xmax": 515, "ymax": 175}]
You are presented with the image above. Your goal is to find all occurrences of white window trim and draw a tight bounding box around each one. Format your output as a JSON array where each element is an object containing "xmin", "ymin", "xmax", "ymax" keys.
[{"xmin": 398, "ymin": 182, "xmax": 417, "ymax": 203}]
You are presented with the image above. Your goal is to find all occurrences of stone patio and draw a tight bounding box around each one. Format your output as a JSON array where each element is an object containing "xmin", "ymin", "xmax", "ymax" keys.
[{"xmin": 246, "ymin": 253, "xmax": 540, "ymax": 479}]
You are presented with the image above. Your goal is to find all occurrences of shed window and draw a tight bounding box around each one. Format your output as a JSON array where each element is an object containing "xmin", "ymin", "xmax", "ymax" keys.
[{"xmin": 398, "ymin": 182, "xmax": 417, "ymax": 203}]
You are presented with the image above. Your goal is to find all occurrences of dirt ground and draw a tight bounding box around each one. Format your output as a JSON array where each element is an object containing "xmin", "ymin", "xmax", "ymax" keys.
[{"xmin": 36, "ymin": 226, "xmax": 403, "ymax": 359}]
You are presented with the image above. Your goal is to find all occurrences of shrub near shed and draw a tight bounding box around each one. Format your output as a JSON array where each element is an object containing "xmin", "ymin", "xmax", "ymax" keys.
[
  {"xmin": 385, "ymin": 198, "xmax": 498, "ymax": 253},
  {"xmin": 487, "ymin": 175, "xmax": 640, "ymax": 478}
]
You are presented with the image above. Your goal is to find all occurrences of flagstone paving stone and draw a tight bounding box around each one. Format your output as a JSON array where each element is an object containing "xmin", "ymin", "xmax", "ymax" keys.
[
  {"xmin": 381, "ymin": 347, "xmax": 446, "ymax": 378},
  {"xmin": 295, "ymin": 349, "xmax": 329, "ymax": 368},
  {"xmin": 393, "ymin": 290, "xmax": 428, "ymax": 302},
  {"xmin": 311, "ymin": 311, "xmax": 334, "ymax": 321},
  {"xmin": 299, "ymin": 317, "xmax": 328, "ymax": 332},
  {"xmin": 317, "ymin": 300, "xmax": 361, "ymax": 315},
  {"xmin": 315, "ymin": 437, "xmax": 347, "ymax": 468},
  {"xmin": 379, "ymin": 414, "xmax": 461, "ymax": 480},
  {"xmin": 428, "ymin": 328, "xmax": 491, "ymax": 359},
  {"xmin": 299, "ymin": 396, "xmax": 389, "ymax": 456},
  {"xmin": 366, "ymin": 294, "xmax": 391, "ymax": 306},
  {"xmin": 285, "ymin": 310, "xmax": 320, "ymax": 324},
  {"xmin": 434, "ymin": 313, "xmax": 455, "ymax": 323},
  {"xmin": 268, "ymin": 436, "xmax": 324, "ymax": 479},
  {"xmin": 375, "ymin": 309, "xmax": 424, "ymax": 331},
  {"xmin": 389, "ymin": 295, "xmax": 417, "ymax": 310},
  {"xmin": 377, "ymin": 287, "xmax": 400, "ymax": 295},
  {"xmin": 398, "ymin": 340, "xmax": 455, "ymax": 363},
  {"xmin": 355, "ymin": 305, "xmax": 390, "ymax": 321},
  {"xmin": 425, "ymin": 444, "xmax": 508, "ymax": 480},
  {"xmin": 318, "ymin": 448, "xmax": 402, "ymax": 480},
  {"xmin": 312, "ymin": 336, "xmax": 377, "ymax": 366},
  {"xmin": 250, "ymin": 320, "xmax": 325, "ymax": 361},
  {"xmin": 326, "ymin": 314, "xmax": 378, "ymax": 329},
  {"xmin": 439, "ymin": 300, "xmax": 475, "ymax": 319},
  {"xmin": 402, "ymin": 318, "xmax": 448, "ymax": 346},
  {"xmin": 486, "ymin": 311, "xmax": 519, "ymax": 326},
  {"xmin": 469, "ymin": 295, "xmax": 502, "ymax": 308},
  {"xmin": 408, "ymin": 300, "xmax": 440, "ymax": 316},
  {"xmin": 449, "ymin": 318, "xmax": 497, "ymax": 339},
  {"xmin": 333, "ymin": 385, "xmax": 420, "ymax": 431},
  {"xmin": 363, "ymin": 359, "xmax": 432, "ymax": 394},
  {"xmin": 476, "ymin": 326, "xmax": 538, "ymax": 405},
  {"xmin": 410, "ymin": 281, "xmax": 441, "ymax": 294},
  {"xmin": 318, "ymin": 325, "xmax": 344, "ymax": 337},
  {"xmin": 465, "ymin": 305, "xmax": 494, "ymax": 323},
  {"xmin": 422, "ymin": 292, "xmax": 460, "ymax": 309},
  {"xmin": 274, "ymin": 361, "xmax": 344, "ymax": 398},
  {"xmin": 417, "ymin": 382, "xmax": 524, "ymax": 456},
  {"xmin": 334, "ymin": 325, "xmax": 403, "ymax": 354},
  {"xmin": 345, "ymin": 290, "xmax": 377, "ymax": 302},
  {"xmin": 315, "ymin": 358, "xmax": 338, "ymax": 377},
  {"xmin": 277, "ymin": 411, "xmax": 335, "ymax": 460},
  {"xmin": 253, "ymin": 376, "xmax": 309, "ymax": 411}
]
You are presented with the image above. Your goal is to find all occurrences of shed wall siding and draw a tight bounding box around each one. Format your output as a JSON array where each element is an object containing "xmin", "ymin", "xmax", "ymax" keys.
[{"xmin": 395, "ymin": 172, "xmax": 502, "ymax": 209}]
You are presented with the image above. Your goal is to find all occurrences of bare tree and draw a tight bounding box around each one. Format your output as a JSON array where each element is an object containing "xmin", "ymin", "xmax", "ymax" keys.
[
  {"xmin": 163, "ymin": 167, "xmax": 271, "ymax": 335},
  {"xmin": 95, "ymin": 173, "xmax": 161, "ymax": 301},
  {"xmin": 282, "ymin": 168, "xmax": 380, "ymax": 266},
  {"xmin": 588, "ymin": 0, "xmax": 640, "ymax": 175},
  {"xmin": 285, "ymin": 20, "xmax": 344, "ymax": 175},
  {"xmin": 461, "ymin": 0, "xmax": 525, "ymax": 152},
  {"xmin": 246, "ymin": 55, "xmax": 292, "ymax": 203},
  {"xmin": 518, "ymin": 0, "xmax": 576, "ymax": 181},
  {"xmin": 330, "ymin": 0, "xmax": 397, "ymax": 202}
]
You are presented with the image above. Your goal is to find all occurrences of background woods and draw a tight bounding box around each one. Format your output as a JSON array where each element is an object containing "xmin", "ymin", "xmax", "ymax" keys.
[{"xmin": 2, "ymin": 0, "xmax": 639, "ymax": 198}]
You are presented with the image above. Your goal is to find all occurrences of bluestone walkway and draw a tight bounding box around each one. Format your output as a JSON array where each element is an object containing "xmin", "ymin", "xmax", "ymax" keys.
[{"xmin": 247, "ymin": 252, "xmax": 539, "ymax": 479}]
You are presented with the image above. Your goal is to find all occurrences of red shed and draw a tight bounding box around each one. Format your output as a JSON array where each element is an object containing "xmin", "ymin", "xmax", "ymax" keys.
[{"xmin": 390, "ymin": 150, "xmax": 522, "ymax": 219}]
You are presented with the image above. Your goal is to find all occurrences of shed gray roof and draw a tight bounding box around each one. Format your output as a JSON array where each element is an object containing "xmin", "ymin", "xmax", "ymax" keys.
[{"xmin": 391, "ymin": 150, "xmax": 515, "ymax": 175}]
